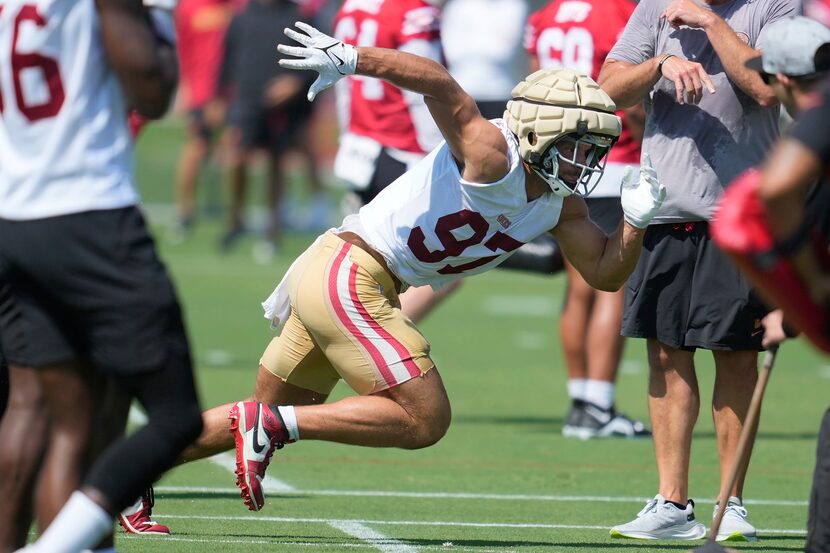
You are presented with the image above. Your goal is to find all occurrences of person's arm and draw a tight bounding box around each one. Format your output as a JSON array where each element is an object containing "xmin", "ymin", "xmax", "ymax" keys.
[
  {"xmin": 95, "ymin": 0, "xmax": 177, "ymax": 118},
  {"xmin": 550, "ymin": 154, "xmax": 666, "ymax": 290},
  {"xmin": 278, "ymin": 22, "xmax": 509, "ymax": 184},
  {"xmin": 660, "ymin": 0, "xmax": 778, "ymax": 107},
  {"xmin": 550, "ymin": 199, "xmax": 647, "ymax": 291},
  {"xmin": 758, "ymin": 138, "xmax": 829, "ymax": 303},
  {"xmin": 600, "ymin": 53, "xmax": 716, "ymax": 107}
]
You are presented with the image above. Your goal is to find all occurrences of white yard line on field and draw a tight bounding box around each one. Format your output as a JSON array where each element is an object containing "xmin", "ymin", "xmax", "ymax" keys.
[
  {"xmin": 121, "ymin": 535, "xmax": 515, "ymax": 553},
  {"xmin": 155, "ymin": 513, "xmax": 808, "ymax": 536},
  {"xmin": 154, "ymin": 484, "xmax": 809, "ymax": 507},
  {"xmin": 328, "ymin": 521, "xmax": 419, "ymax": 553}
]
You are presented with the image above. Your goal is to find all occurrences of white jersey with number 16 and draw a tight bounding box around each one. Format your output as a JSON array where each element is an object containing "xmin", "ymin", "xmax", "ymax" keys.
[{"xmin": 0, "ymin": 0, "xmax": 137, "ymax": 221}]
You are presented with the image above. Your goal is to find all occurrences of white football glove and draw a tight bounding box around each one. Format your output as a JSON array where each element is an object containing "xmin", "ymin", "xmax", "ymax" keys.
[
  {"xmin": 278, "ymin": 22, "xmax": 359, "ymax": 102},
  {"xmin": 620, "ymin": 153, "xmax": 667, "ymax": 229}
]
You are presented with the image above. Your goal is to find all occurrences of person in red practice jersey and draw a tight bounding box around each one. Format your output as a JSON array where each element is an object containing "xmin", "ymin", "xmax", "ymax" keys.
[{"xmin": 524, "ymin": 0, "xmax": 650, "ymax": 440}]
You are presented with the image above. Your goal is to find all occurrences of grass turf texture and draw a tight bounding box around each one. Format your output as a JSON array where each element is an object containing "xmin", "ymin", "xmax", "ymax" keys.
[{"xmin": 117, "ymin": 118, "xmax": 825, "ymax": 552}]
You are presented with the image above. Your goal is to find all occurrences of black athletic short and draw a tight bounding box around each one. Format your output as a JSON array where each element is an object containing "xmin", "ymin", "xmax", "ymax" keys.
[
  {"xmin": 621, "ymin": 221, "xmax": 769, "ymax": 351},
  {"xmin": 0, "ymin": 207, "xmax": 191, "ymax": 374},
  {"xmin": 229, "ymin": 98, "xmax": 313, "ymax": 153},
  {"xmin": 355, "ymin": 148, "xmax": 409, "ymax": 205},
  {"xmin": 586, "ymin": 197, "xmax": 623, "ymax": 235}
]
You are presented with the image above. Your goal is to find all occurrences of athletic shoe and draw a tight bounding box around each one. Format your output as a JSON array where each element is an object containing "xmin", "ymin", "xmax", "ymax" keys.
[
  {"xmin": 229, "ymin": 401, "xmax": 290, "ymax": 511},
  {"xmin": 610, "ymin": 494, "xmax": 707, "ymax": 540},
  {"xmin": 118, "ymin": 488, "xmax": 170, "ymax": 535},
  {"xmin": 561, "ymin": 400, "xmax": 584, "ymax": 437},
  {"xmin": 563, "ymin": 399, "xmax": 652, "ymax": 439},
  {"xmin": 218, "ymin": 225, "xmax": 245, "ymax": 252},
  {"xmin": 713, "ymin": 496, "xmax": 757, "ymax": 542}
]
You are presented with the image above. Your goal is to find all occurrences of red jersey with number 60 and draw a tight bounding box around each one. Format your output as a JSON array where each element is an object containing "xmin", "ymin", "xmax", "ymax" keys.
[
  {"xmin": 333, "ymin": 0, "xmax": 442, "ymax": 154},
  {"xmin": 525, "ymin": 0, "xmax": 639, "ymax": 164},
  {"xmin": 0, "ymin": 0, "xmax": 137, "ymax": 220}
]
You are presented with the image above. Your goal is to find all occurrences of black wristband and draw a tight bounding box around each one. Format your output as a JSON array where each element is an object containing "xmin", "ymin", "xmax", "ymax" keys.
[{"xmin": 658, "ymin": 54, "xmax": 675, "ymax": 76}]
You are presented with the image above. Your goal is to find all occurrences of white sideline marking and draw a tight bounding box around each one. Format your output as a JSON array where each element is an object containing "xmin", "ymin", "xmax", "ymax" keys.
[
  {"xmin": 121, "ymin": 535, "xmax": 513, "ymax": 553},
  {"xmin": 328, "ymin": 521, "xmax": 419, "ymax": 553},
  {"xmin": 156, "ymin": 513, "xmax": 808, "ymax": 536},
  {"xmin": 154, "ymin": 485, "xmax": 809, "ymax": 507}
]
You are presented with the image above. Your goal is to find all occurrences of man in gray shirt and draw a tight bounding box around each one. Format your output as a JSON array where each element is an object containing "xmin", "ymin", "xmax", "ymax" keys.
[{"xmin": 598, "ymin": 0, "xmax": 798, "ymax": 542}]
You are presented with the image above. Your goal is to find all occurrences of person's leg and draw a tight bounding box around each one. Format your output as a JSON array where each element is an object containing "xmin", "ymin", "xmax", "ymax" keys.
[
  {"xmin": 560, "ymin": 260, "xmax": 592, "ymax": 393},
  {"xmin": 806, "ymin": 407, "xmax": 830, "ymax": 553},
  {"xmin": 265, "ymin": 153, "xmax": 286, "ymax": 246},
  {"xmin": 0, "ymin": 365, "xmax": 46, "ymax": 551},
  {"xmin": 290, "ymin": 366, "xmax": 451, "ymax": 448},
  {"xmin": 711, "ymin": 349, "xmax": 758, "ymax": 500},
  {"xmin": 180, "ymin": 365, "xmax": 328, "ymax": 462},
  {"xmin": 174, "ymin": 110, "xmax": 211, "ymax": 228},
  {"xmin": 648, "ymin": 339, "xmax": 699, "ymax": 504},
  {"xmin": 584, "ymin": 288, "xmax": 625, "ymax": 387},
  {"xmin": 227, "ymin": 149, "xmax": 247, "ymax": 234},
  {"xmin": 33, "ymin": 362, "xmax": 95, "ymax": 529}
]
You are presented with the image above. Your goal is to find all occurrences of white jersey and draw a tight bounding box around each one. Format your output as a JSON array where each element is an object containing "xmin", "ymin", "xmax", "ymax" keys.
[
  {"xmin": 357, "ymin": 119, "xmax": 563, "ymax": 289},
  {"xmin": 0, "ymin": 0, "xmax": 138, "ymax": 220}
]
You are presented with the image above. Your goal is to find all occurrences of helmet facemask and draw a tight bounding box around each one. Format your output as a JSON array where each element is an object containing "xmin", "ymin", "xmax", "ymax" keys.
[
  {"xmin": 503, "ymin": 68, "xmax": 622, "ymax": 198},
  {"xmin": 531, "ymin": 128, "xmax": 615, "ymax": 197}
]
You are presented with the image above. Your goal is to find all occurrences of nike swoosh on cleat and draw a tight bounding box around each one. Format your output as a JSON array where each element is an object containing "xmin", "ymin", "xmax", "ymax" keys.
[{"xmin": 251, "ymin": 404, "xmax": 269, "ymax": 454}]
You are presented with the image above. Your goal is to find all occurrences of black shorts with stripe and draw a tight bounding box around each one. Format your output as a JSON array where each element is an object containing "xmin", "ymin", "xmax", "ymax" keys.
[{"xmin": 621, "ymin": 221, "xmax": 769, "ymax": 351}]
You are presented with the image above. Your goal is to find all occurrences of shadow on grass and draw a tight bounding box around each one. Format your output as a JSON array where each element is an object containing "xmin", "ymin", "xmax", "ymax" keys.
[{"xmin": 454, "ymin": 414, "xmax": 817, "ymax": 441}]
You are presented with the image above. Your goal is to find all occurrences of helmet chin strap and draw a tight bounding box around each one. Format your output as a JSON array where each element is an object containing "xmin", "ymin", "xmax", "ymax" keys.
[{"xmin": 531, "ymin": 165, "xmax": 573, "ymax": 198}]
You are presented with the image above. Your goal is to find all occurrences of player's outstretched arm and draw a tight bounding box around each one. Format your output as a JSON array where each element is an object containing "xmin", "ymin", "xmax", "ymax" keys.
[
  {"xmin": 278, "ymin": 22, "xmax": 509, "ymax": 184},
  {"xmin": 551, "ymin": 155, "xmax": 666, "ymax": 291},
  {"xmin": 95, "ymin": 0, "xmax": 178, "ymax": 118}
]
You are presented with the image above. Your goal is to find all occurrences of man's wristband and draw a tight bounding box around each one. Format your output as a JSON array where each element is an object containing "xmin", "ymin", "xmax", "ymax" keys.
[{"xmin": 658, "ymin": 53, "xmax": 675, "ymax": 76}]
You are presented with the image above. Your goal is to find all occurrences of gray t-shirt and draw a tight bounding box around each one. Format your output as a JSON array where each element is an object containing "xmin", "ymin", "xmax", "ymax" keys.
[{"xmin": 608, "ymin": 0, "xmax": 798, "ymax": 222}]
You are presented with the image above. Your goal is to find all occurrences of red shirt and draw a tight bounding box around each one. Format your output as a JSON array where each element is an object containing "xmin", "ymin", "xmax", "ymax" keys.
[
  {"xmin": 525, "ymin": 0, "xmax": 640, "ymax": 164},
  {"xmin": 175, "ymin": 0, "xmax": 235, "ymax": 109},
  {"xmin": 333, "ymin": 0, "xmax": 442, "ymax": 154}
]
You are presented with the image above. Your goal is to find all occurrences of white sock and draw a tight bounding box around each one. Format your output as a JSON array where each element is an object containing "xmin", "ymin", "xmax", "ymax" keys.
[
  {"xmin": 584, "ymin": 379, "xmax": 615, "ymax": 410},
  {"xmin": 120, "ymin": 495, "xmax": 142, "ymax": 517},
  {"xmin": 567, "ymin": 378, "xmax": 586, "ymax": 401},
  {"xmin": 278, "ymin": 405, "xmax": 299, "ymax": 442},
  {"xmin": 32, "ymin": 491, "xmax": 112, "ymax": 553}
]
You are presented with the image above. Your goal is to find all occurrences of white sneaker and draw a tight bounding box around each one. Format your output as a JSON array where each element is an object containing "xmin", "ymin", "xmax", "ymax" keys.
[
  {"xmin": 610, "ymin": 494, "xmax": 707, "ymax": 540},
  {"xmin": 713, "ymin": 496, "xmax": 757, "ymax": 542}
]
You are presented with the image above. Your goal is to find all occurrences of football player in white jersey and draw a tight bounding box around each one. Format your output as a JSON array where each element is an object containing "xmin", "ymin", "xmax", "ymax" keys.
[
  {"xmin": 0, "ymin": 2, "xmax": 202, "ymax": 552},
  {"xmin": 167, "ymin": 22, "xmax": 665, "ymax": 514}
]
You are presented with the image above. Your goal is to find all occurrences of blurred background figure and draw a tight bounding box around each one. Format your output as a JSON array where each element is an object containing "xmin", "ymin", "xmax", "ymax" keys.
[
  {"xmin": 220, "ymin": 0, "xmax": 327, "ymax": 262},
  {"xmin": 332, "ymin": 0, "xmax": 455, "ymax": 322},
  {"xmin": 525, "ymin": 0, "xmax": 650, "ymax": 439},
  {"xmin": 172, "ymin": 0, "xmax": 236, "ymax": 241},
  {"xmin": 441, "ymin": 0, "xmax": 528, "ymax": 120}
]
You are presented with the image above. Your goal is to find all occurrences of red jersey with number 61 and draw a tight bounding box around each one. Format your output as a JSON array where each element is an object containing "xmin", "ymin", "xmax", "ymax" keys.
[
  {"xmin": 0, "ymin": 0, "xmax": 137, "ymax": 220},
  {"xmin": 525, "ymin": 0, "xmax": 639, "ymax": 164},
  {"xmin": 333, "ymin": 0, "xmax": 443, "ymax": 154}
]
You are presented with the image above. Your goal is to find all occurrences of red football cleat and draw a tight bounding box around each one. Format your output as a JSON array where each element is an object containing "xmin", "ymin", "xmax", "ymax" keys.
[
  {"xmin": 118, "ymin": 487, "xmax": 170, "ymax": 535},
  {"xmin": 228, "ymin": 401, "xmax": 290, "ymax": 511}
]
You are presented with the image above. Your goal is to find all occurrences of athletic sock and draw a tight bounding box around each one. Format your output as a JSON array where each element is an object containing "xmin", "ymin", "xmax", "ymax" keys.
[
  {"xmin": 277, "ymin": 405, "xmax": 299, "ymax": 442},
  {"xmin": 32, "ymin": 491, "xmax": 112, "ymax": 553},
  {"xmin": 584, "ymin": 379, "xmax": 615, "ymax": 411},
  {"xmin": 567, "ymin": 378, "xmax": 586, "ymax": 402},
  {"xmin": 668, "ymin": 500, "xmax": 688, "ymax": 510}
]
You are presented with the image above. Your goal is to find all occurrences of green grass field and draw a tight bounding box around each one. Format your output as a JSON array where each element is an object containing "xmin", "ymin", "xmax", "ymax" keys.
[{"xmin": 118, "ymin": 118, "xmax": 828, "ymax": 552}]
